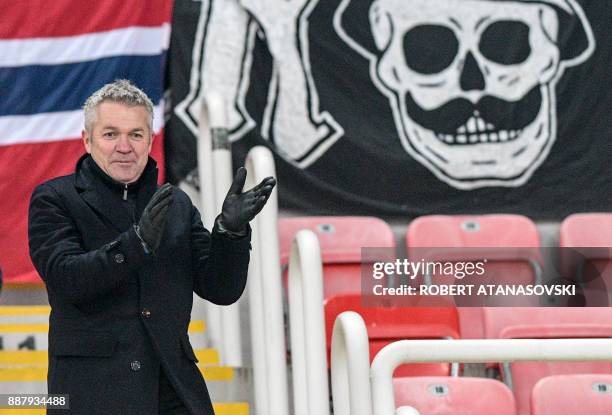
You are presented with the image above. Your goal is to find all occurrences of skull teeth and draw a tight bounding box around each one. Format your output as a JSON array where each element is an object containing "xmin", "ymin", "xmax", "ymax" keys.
[
  {"xmin": 437, "ymin": 129, "xmax": 522, "ymax": 144},
  {"xmin": 458, "ymin": 112, "xmax": 497, "ymax": 135},
  {"xmin": 437, "ymin": 111, "xmax": 523, "ymax": 144}
]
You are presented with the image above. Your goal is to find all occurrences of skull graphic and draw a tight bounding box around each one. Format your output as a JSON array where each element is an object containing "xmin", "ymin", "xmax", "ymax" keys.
[{"xmin": 335, "ymin": 0, "xmax": 595, "ymax": 188}]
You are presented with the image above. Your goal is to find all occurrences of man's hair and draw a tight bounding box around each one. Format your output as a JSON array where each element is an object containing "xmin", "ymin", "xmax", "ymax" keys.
[{"xmin": 83, "ymin": 79, "xmax": 154, "ymax": 133}]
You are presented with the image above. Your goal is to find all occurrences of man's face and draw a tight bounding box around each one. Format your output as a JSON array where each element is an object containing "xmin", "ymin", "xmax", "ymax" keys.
[{"xmin": 82, "ymin": 101, "xmax": 153, "ymax": 184}]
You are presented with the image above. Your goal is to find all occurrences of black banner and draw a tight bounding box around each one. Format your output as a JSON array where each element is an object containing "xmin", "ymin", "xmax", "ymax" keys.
[{"xmin": 165, "ymin": 0, "xmax": 612, "ymax": 219}]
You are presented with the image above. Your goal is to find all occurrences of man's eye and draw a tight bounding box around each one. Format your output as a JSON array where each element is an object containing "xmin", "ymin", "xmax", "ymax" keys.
[
  {"xmin": 131, "ymin": 133, "xmax": 144, "ymax": 140},
  {"xmin": 103, "ymin": 132, "xmax": 116, "ymax": 138}
]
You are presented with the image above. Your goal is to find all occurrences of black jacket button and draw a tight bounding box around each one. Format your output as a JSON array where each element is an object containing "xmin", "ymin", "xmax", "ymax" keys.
[
  {"xmin": 114, "ymin": 253, "xmax": 125, "ymax": 264},
  {"xmin": 141, "ymin": 308, "xmax": 151, "ymax": 318},
  {"xmin": 130, "ymin": 361, "xmax": 141, "ymax": 371}
]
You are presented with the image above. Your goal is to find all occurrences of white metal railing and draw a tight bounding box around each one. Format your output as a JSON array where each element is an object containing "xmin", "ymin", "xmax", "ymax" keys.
[
  {"xmin": 196, "ymin": 93, "xmax": 218, "ymax": 230},
  {"xmin": 331, "ymin": 310, "xmax": 612, "ymax": 415},
  {"xmin": 197, "ymin": 93, "xmax": 222, "ymax": 358},
  {"xmin": 210, "ymin": 92, "xmax": 242, "ymax": 367},
  {"xmin": 288, "ymin": 230, "xmax": 330, "ymax": 415},
  {"xmin": 245, "ymin": 146, "xmax": 290, "ymax": 415},
  {"xmin": 331, "ymin": 311, "xmax": 372, "ymax": 415},
  {"xmin": 371, "ymin": 338, "xmax": 612, "ymax": 415},
  {"xmin": 197, "ymin": 92, "xmax": 242, "ymax": 366}
]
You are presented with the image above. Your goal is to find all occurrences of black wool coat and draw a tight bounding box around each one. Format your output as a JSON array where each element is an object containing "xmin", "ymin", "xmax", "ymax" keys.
[{"xmin": 28, "ymin": 154, "xmax": 250, "ymax": 415}]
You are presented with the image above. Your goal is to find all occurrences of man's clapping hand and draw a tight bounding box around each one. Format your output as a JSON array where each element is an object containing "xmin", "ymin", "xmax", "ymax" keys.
[
  {"xmin": 220, "ymin": 167, "xmax": 276, "ymax": 233},
  {"xmin": 135, "ymin": 183, "xmax": 173, "ymax": 253}
]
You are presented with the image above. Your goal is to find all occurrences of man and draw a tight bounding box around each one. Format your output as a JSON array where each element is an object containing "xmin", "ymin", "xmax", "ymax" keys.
[{"xmin": 28, "ymin": 80, "xmax": 275, "ymax": 414}]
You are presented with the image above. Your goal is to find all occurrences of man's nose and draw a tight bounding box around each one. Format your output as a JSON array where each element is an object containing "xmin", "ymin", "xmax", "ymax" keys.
[{"xmin": 115, "ymin": 135, "xmax": 132, "ymax": 153}]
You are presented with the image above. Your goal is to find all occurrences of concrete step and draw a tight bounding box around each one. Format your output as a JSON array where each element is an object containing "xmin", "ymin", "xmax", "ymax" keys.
[
  {"xmin": 0, "ymin": 306, "xmax": 50, "ymax": 317},
  {"xmin": 0, "ymin": 351, "xmax": 46, "ymax": 366},
  {"xmin": 0, "ymin": 324, "xmax": 48, "ymax": 333}
]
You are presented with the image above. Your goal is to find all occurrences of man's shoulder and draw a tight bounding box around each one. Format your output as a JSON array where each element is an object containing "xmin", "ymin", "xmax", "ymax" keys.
[
  {"xmin": 171, "ymin": 185, "xmax": 199, "ymax": 212},
  {"xmin": 171, "ymin": 185, "xmax": 192, "ymax": 203},
  {"xmin": 29, "ymin": 174, "xmax": 78, "ymax": 215},
  {"xmin": 33, "ymin": 174, "xmax": 76, "ymax": 196}
]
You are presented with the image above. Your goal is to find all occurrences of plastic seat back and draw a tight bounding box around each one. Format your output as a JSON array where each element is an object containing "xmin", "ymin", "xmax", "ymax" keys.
[
  {"xmin": 279, "ymin": 216, "xmax": 396, "ymax": 297},
  {"xmin": 560, "ymin": 213, "xmax": 612, "ymax": 306},
  {"xmin": 532, "ymin": 374, "xmax": 612, "ymax": 415},
  {"xmin": 394, "ymin": 376, "xmax": 517, "ymax": 415},
  {"xmin": 407, "ymin": 215, "xmax": 542, "ymax": 336},
  {"xmin": 499, "ymin": 323, "xmax": 612, "ymax": 415}
]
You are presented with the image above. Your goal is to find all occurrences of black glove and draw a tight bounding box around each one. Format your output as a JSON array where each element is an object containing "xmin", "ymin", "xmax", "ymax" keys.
[
  {"xmin": 220, "ymin": 167, "xmax": 276, "ymax": 232},
  {"xmin": 135, "ymin": 183, "xmax": 173, "ymax": 254}
]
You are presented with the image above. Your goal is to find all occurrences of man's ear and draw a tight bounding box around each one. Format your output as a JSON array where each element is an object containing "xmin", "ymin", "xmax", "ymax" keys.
[{"xmin": 82, "ymin": 129, "xmax": 92, "ymax": 153}]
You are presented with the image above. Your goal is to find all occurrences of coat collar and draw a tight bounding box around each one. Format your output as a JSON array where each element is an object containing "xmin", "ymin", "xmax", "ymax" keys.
[{"xmin": 74, "ymin": 154, "xmax": 159, "ymax": 232}]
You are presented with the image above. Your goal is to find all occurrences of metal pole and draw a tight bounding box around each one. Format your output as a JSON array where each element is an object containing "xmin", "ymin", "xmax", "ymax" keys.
[
  {"xmin": 207, "ymin": 92, "xmax": 242, "ymax": 367},
  {"xmin": 288, "ymin": 230, "xmax": 330, "ymax": 415},
  {"xmin": 245, "ymin": 146, "xmax": 290, "ymax": 415},
  {"xmin": 197, "ymin": 94, "xmax": 221, "ymax": 353},
  {"xmin": 331, "ymin": 311, "xmax": 372, "ymax": 415}
]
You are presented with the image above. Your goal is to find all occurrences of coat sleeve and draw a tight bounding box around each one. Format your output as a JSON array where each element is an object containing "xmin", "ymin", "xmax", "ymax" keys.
[
  {"xmin": 190, "ymin": 206, "xmax": 251, "ymax": 305},
  {"xmin": 28, "ymin": 183, "xmax": 146, "ymax": 305}
]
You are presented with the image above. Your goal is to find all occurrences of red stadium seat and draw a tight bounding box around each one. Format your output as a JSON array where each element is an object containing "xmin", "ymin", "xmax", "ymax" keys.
[
  {"xmin": 495, "ymin": 320, "xmax": 612, "ymax": 415},
  {"xmin": 394, "ymin": 376, "xmax": 517, "ymax": 415},
  {"xmin": 531, "ymin": 374, "xmax": 612, "ymax": 415},
  {"xmin": 560, "ymin": 213, "xmax": 612, "ymax": 250},
  {"xmin": 406, "ymin": 214, "xmax": 542, "ymax": 338},
  {"xmin": 483, "ymin": 307, "xmax": 612, "ymax": 339},
  {"xmin": 278, "ymin": 216, "xmax": 396, "ymax": 298},
  {"xmin": 484, "ymin": 307, "xmax": 612, "ymax": 412},
  {"xmin": 279, "ymin": 217, "xmax": 460, "ymax": 375},
  {"xmin": 278, "ymin": 216, "xmax": 396, "ymax": 265},
  {"xmin": 560, "ymin": 213, "xmax": 612, "ymax": 305},
  {"xmin": 325, "ymin": 294, "xmax": 460, "ymax": 377},
  {"xmin": 406, "ymin": 215, "xmax": 540, "ymax": 250}
]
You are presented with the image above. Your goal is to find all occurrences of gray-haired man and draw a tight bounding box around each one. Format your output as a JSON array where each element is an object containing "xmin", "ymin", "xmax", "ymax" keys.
[{"xmin": 28, "ymin": 80, "xmax": 275, "ymax": 414}]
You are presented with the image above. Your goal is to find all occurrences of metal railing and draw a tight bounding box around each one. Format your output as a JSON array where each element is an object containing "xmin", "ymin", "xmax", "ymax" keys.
[
  {"xmin": 287, "ymin": 230, "xmax": 330, "ymax": 415},
  {"xmin": 331, "ymin": 310, "xmax": 612, "ymax": 415},
  {"xmin": 330, "ymin": 311, "xmax": 372, "ymax": 415},
  {"xmin": 245, "ymin": 146, "xmax": 290, "ymax": 415},
  {"xmin": 197, "ymin": 92, "xmax": 242, "ymax": 366}
]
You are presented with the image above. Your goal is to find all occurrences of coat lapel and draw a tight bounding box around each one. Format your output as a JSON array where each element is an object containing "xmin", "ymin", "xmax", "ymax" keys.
[
  {"xmin": 74, "ymin": 155, "xmax": 158, "ymax": 233},
  {"xmin": 79, "ymin": 186, "xmax": 132, "ymax": 233}
]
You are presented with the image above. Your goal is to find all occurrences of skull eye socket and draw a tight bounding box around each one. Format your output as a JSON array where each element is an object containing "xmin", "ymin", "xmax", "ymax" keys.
[
  {"xmin": 479, "ymin": 20, "xmax": 531, "ymax": 65},
  {"xmin": 403, "ymin": 25, "xmax": 458, "ymax": 74}
]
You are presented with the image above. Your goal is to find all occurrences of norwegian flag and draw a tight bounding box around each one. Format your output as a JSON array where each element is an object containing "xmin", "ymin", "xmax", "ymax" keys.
[{"xmin": 0, "ymin": 0, "xmax": 172, "ymax": 283}]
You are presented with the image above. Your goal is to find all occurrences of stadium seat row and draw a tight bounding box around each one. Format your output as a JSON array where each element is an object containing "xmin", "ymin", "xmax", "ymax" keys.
[
  {"xmin": 280, "ymin": 212, "xmax": 612, "ymax": 292},
  {"xmin": 393, "ymin": 374, "xmax": 612, "ymax": 415},
  {"xmin": 278, "ymin": 213, "xmax": 612, "ymax": 415}
]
